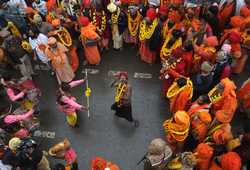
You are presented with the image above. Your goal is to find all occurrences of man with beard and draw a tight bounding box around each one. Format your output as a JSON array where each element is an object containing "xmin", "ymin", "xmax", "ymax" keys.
[{"xmin": 111, "ymin": 72, "xmax": 139, "ymax": 127}]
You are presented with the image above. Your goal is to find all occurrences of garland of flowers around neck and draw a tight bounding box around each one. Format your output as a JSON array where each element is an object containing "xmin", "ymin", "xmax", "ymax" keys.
[
  {"xmin": 91, "ymin": 9, "xmax": 106, "ymax": 35},
  {"xmin": 128, "ymin": 11, "xmax": 141, "ymax": 37},
  {"xmin": 139, "ymin": 19, "xmax": 158, "ymax": 41},
  {"xmin": 111, "ymin": 7, "xmax": 120, "ymax": 24}
]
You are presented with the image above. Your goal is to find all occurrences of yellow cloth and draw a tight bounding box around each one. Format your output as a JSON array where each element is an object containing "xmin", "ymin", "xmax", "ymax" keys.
[{"xmin": 66, "ymin": 112, "xmax": 77, "ymax": 126}]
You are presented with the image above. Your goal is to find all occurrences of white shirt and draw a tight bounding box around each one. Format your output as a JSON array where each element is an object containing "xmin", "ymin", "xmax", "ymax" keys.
[
  {"xmin": 7, "ymin": 0, "xmax": 27, "ymax": 14},
  {"xmin": 29, "ymin": 33, "xmax": 49, "ymax": 63},
  {"xmin": 32, "ymin": 0, "xmax": 47, "ymax": 16},
  {"xmin": 0, "ymin": 160, "xmax": 12, "ymax": 170}
]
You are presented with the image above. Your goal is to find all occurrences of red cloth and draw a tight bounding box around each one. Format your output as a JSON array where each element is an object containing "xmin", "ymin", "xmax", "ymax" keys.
[
  {"xmin": 79, "ymin": 16, "xmax": 90, "ymax": 26},
  {"xmin": 159, "ymin": 6, "xmax": 168, "ymax": 16},
  {"xmin": 221, "ymin": 152, "xmax": 242, "ymax": 170},
  {"xmin": 195, "ymin": 143, "xmax": 214, "ymax": 170},
  {"xmin": 146, "ymin": 8, "xmax": 157, "ymax": 21},
  {"xmin": 228, "ymin": 32, "xmax": 242, "ymax": 43}
]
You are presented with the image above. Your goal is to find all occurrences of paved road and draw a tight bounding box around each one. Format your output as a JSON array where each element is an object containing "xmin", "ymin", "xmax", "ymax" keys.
[{"xmin": 34, "ymin": 45, "xmax": 249, "ymax": 169}]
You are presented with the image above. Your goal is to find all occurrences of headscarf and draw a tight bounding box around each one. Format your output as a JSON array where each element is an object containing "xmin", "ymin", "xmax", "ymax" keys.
[
  {"xmin": 168, "ymin": 10, "xmax": 181, "ymax": 23},
  {"xmin": 205, "ymin": 36, "xmax": 218, "ymax": 47},
  {"xmin": 33, "ymin": 14, "xmax": 43, "ymax": 23},
  {"xmin": 91, "ymin": 157, "xmax": 107, "ymax": 170},
  {"xmin": 51, "ymin": 19, "xmax": 61, "ymax": 27},
  {"xmin": 107, "ymin": 3, "xmax": 118, "ymax": 13},
  {"xmin": 221, "ymin": 44, "xmax": 232, "ymax": 54},
  {"xmin": 198, "ymin": 112, "xmax": 212, "ymax": 124},
  {"xmin": 148, "ymin": 0, "xmax": 160, "ymax": 7},
  {"xmin": 79, "ymin": 16, "xmax": 90, "ymax": 26},
  {"xmin": 230, "ymin": 16, "xmax": 244, "ymax": 28},
  {"xmin": 240, "ymin": 6, "xmax": 250, "ymax": 17},
  {"xmin": 159, "ymin": 6, "xmax": 168, "ymax": 16},
  {"xmin": 146, "ymin": 8, "xmax": 157, "ymax": 21},
  {"xmin": 174, "ymin": 111, "xmax": 190, "ymax": 125},
  {"xmin": 9, "ymin": 137, "xmax": 21, "ymax": 151},
  {"xmin": 221, "ymin": 152, "xmax": 242, "ymax": 170}
]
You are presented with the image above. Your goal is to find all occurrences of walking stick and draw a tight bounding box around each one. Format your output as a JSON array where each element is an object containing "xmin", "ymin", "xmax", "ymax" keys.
[{"xmin": 85, "ymin": 69, "xmax": 91, "ymax": 118}]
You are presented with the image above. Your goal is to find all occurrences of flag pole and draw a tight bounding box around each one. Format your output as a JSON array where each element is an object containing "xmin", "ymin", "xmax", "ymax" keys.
[{"xmin": 85, "ymin": 69, "xmax": 90, "ymax": 118}]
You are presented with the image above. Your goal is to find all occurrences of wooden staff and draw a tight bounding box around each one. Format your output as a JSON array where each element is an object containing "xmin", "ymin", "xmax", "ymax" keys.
[{"xmin": 85, "ymin": 69, "xmax": 91, "ymax": 118}]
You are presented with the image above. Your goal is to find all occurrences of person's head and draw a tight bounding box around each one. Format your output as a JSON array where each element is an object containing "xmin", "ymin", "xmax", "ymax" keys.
[
  {"xmin": 119, "ymin": 72, "xmax": 128, "ymax": 83},
  {"xmin": 145, "ymin": 8, "xmax": 156, "ymax": 25},
  {"xmin": 197, "ymin": 95, "xmax": 211, "ymax": 105},
  {"xmin": 208, "ymin": 3, "xmax": 219, "ymax": 15},
  {"xmin": 61, "ymin": 82, "xmax": 71, "ymax": 93},
  {"xmin": 172, "ymin": 29, "xmax": 183, "ymax": 39},
  {"xmin": 35, "ymin": 0, "xmax": 40, "ymax": 3},
  {"xmin": 28, "ymin": 25, "xmax": 39, "ymax": 39},
  {"xmin": 159, "ymin": 6, "xmax": 168, "ymax": 22},
  {"xmin": 53, "ymin": 163, "xmax": 65, "ymax": 170},
  {"xmin": 48, "ymin": 37, "xmax": 57, "ymax": 49},
  {"xmin": 33, "ymin": 14, "xmax": 43, "ymax": 26},
  {"xmin": 177, "ymin": 77, "xmax": 187, "ymax": 88},
  {"xmin": 8, "ymin": 137, "xmax": 21, "ymax": 152},
  {"xmin": 183, "ymin": 40, "xmax": 193, "ymax": 51},
  {"xmin": 186, "ymin": 8, "xmax": 195, "ymax": 20},
  {"xmin": 128, "ymin": 6, "xmax": 139, "ymax": 16},
  {"xmin": 201, "ymin": 61, "xmax": 213, "ymax": 75}
]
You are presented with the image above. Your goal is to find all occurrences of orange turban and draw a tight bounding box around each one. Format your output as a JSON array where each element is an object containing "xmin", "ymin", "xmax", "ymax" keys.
[
  {"xmin": 195, "ymin": 143, "xmax": 214, "ymax": 170},
  {"xmin": 91, "ymin": 157, "xmax": 107, "ymax": 170},
  {"xmin": 52, "ymin": 19, "xmax": 61, "ymax": 27},
  {"xmin": 221, "ymin": 152, "xmax": 242, "ymax": 170},
  {"xmin": 205, "ymin": 36, "xmax": 218, "ymax": 47},
  {"xmin": 198, "ymin": 112, "xmax": 212, "ymax": 124},
  {"xmin": 196, "ymin": 143, "xmax": 213, "ymax": 159},
  {"xmin": 230, "ymin": 16, "xmax": 244, "ymax": 28},
  {"xmin": 168, "ymin": 10, "xmax": 181, "ymax": 23},
  {"xmin": 240, "ymin": 6, "xmax": 250, "ymax": 17},
  {"xmin": 174, "ymin": 111, "xmax": 190, "ymax": 125}
]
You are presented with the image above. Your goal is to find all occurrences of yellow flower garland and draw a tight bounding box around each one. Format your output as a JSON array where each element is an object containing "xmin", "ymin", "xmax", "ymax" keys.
[
  {"xmin": 91, "ymin": 9, "xmax": 106, "ymax": 35},
  {"xmin": 160, "ymin": 35, "xmax": 182, "ymax": 60},
  {"xmin": 139, "ymin": 19, "xmax": 158, "ymax": 41},
  {"xmin": 128, "ymin": 11, "xmax": 141, "ymax": 37},
  {"xmin": 111, "ymin": 8, "xmax": 120, "ymax": 24}
]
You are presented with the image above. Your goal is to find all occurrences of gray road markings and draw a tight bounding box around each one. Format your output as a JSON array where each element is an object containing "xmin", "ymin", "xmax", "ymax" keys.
[
  {"xmin": 81, "ymin": 69, "xmax": 100, "ymax": 75},
  {"xmin": 33, "ymin": 130, "xmax": 56, "ymax": 139},
  {"xmin": 134, "ymin": 72, "xmax": 152, "ymax": 79}
]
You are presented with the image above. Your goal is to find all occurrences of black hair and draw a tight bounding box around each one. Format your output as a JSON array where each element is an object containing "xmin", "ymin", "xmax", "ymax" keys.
[
  {"xmin": 177, "ymin": 77, "xmax": 187, "ymax": 87},
  {"xmin": 53, "ymin": 163, "xmax": 65, "ymax": 170},
  {"xmin": 61, "ymin": 82, "xmax": 71, "ymax": 92},
  {"xmin": 208, "ymin": 5, "xmax": 219, "ymax": 15},
  {"xmin": 2, "ymin": 73, "xmax": 12, "ymax": 81},
  {"xmin": 29, "ymin": 25, "xmax": 40, "ymax": 37},
  {"xmin": 184, "ymin": 40, "xmax": 194, "ymax": 51},
  {"xmin": 198, "ymin": 95, "xmax": 211, "ymax": 104}
]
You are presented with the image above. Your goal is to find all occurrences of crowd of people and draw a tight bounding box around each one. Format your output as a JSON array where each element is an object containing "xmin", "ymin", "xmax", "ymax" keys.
[{"xmin": 0, "ymin": 0, "xmax": 250, "ymax": 169}]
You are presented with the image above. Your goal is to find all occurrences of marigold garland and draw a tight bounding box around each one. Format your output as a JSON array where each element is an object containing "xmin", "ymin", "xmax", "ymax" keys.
[
  {"xmin": 160, "ymin": 35, "xmax": 182, "ymax": 60},
  {"xmin": 128, "ymin": 11, "xmax": 141, "ymax": 37},
  {"xmin": 111, "ymin": 8, "xmax": 120, "ymax": 24},
  {"xmin": 139, "ymin": 19, "xmax": 158, "ymax": 41},
  {"xmin": 90, "ymin": 9, "xmax": 106, "ymax": 35}
]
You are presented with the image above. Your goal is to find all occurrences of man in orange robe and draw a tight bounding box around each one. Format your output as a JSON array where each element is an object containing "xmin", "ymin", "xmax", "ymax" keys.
[
  {"xmin": 167, "ymin": 77, "xmax": 193, "ymax": 114},
  {"xmin": 238, "ymin": 77, "xmax": 250, "ymax": 118},
  {"xmin": 212, "ymin": 78, "xmax": 237, "ymax": 124}
]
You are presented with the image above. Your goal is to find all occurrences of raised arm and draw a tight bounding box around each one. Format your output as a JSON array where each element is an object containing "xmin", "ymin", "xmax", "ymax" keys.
[
  {"xmin": 61, "ymin": 96, "xmax": 83, "ymax": 110},
  {"xmin": 7, "ymin": 88, "xmax": 25, "ymax": 102},
  {"xmin": 69, "ymin": 79, "xmax": 85, "ymax": 88},
  {"xmin": 4, "ymin": 109, "xmax": 34, "ymax": 124}
]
